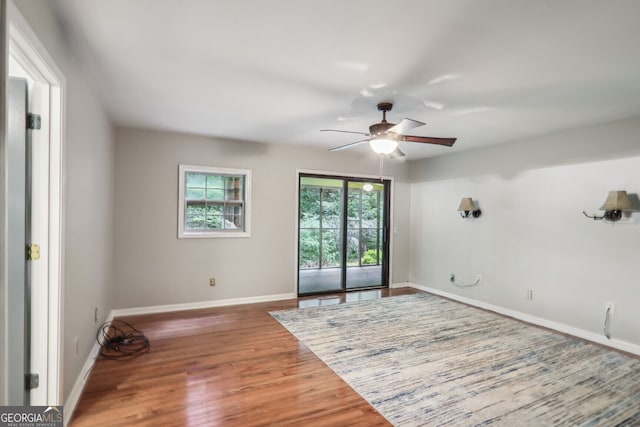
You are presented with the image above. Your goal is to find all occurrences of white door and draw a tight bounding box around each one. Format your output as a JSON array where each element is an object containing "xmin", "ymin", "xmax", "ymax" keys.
[{"xmin": 7, "ymin": 76, "xmax": 38, "ymax": 404}]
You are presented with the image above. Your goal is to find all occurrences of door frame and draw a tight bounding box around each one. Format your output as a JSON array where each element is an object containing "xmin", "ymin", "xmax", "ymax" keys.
[
  {"xmin": 3, "ymin": 2, "xmax": 65, "ymax": 405},
  {"xmin": 294, "ymin": 169, "xmax": 394, "ymax": 295}
]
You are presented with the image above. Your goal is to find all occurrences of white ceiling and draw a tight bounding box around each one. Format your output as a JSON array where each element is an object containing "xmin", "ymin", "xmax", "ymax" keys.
[{"xmin": 51, "ymin": 0, "xmax": 640, "ymax": 159}]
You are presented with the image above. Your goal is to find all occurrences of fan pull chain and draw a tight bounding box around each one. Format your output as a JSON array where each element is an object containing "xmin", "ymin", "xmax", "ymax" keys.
[{"xmin": 379, "ymin": 155, "xmax": 384, "ymax": 181}]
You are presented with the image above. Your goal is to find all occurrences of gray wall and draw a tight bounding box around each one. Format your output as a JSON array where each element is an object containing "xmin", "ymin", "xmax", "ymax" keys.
[
  {"xmin": 409, "ymin": 115, "xmax": 640, "ymax": 345},
  {"xmin": 113, "ymin": 127, "xmax": 411, "ymax": 308},
  {"xmin": 13, "ymin": 1, "xmax": 115, "ymax": 401}
]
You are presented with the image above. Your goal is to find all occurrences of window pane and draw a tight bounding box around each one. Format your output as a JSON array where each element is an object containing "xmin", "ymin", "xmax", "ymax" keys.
[
  {"xmin": 185, "ymin": 203, "xmax": 206, "ymax": 229},
  {"xmin": 348, "ymin": 191, "xmax": 361, "ymax": 220},
  {"xmin": 361, "ymin": 248, "xmax": 380, "ymax": 265},
  {"xmin": 186, "ymin": 215, "xmax": 205, "ymax": 229},
  {"xmin": 224, "ymin": 204, "xmax": 243, "ymax": 229},
  {"xmin": 300, "ymin": 187, "xmax": 320, "ymax": 228},
  {"xmin": 206, "ymin": 175, "xmax": 224, "ymax": 188},
  {"xmin": 348, "ymin": 219, "xmax": 360, "ymax": 229},
  {"xmin": 361, "ymin": 229, "xmax": 380, "ymax": 265},
  {"xmin": 321, "ymin": 229, "xmax": 341, "ymax": 268},
  {"xmin": 223, "ymin": 215, "xmax": 241, "ymax": 229},
  {"xmin": 186, "ymin": 188, "xmax": 205, "ymax": 199},
  {"xmin": 206, "ymin": 204, "xmax": 223, "ymax": 215},
  {"xmin": 206, "ymin": 215, "xmax": 223, "ymax": 229},
  {"xmin": 299, "ymin": 229, "xmax": 320, "ymax": 268},
  {"xmin": 226, "ymin": 176, "xmax": 243, "ymax": 187},
  {"xmin": 204, "ymin": 204, "xmax": 223, "ymax": 229},
  {"xmin": 346, "ymin": 228, "xmax": 360, "ymax": 266},
  {"xmin": 225, "ymin": 177, "xmax": 243, "ymax": 201},
  {"xmin": 206, "ymin": 188, "xmax": 224, "ymax": 200},
  {"xmin": 186, "ymin": 172, "xmax": 206, "ymax": 187},
  {"xmin": 362, "ymin": 192, "xmax": 379, "ymax": 221},
  {"xmin": 321, "ymin": 188, "xmax": 342, "ymax": 229}
]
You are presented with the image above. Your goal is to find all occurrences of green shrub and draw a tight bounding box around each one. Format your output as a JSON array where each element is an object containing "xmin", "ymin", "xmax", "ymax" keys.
[{"xmin": 361, "ymin": 249, "xmax": 380, "ymax": 265}]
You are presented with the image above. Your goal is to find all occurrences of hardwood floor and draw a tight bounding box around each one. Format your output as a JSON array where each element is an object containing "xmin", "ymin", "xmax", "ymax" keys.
[{"xmin": 70, "ymin": 287, "xmax": 418, "ymax": 426}]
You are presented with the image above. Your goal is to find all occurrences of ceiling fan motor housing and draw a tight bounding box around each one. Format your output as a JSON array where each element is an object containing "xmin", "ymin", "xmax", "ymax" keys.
[{"xmin": 369, "ymin": 122, "xmax": 396, "ymax": 136}]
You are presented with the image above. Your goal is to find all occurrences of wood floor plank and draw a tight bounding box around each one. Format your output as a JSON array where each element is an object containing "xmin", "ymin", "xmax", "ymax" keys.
[{"xmin": 70, "ymin": 288, "xmax": 416, "ymax": 426}]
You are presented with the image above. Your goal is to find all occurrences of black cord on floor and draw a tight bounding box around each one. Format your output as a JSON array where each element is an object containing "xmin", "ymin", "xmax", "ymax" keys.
[
  {"xmin": 603, "ymin": 306, "xmax": 611, "ymax": 340},
  {"xmin": 96, "ymin": 319, "xmax": 151, "ymax": 360}
]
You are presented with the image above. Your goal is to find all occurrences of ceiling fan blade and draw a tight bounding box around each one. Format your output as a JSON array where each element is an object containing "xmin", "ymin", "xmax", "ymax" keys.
[
  {"xmin": 400, "ymin": 135, "xmax": 457, "ymax": 147},
  {"xmin": 328, "ymin": 138, "xmax": 371, "ymax": 152},
  {"xmin": 387, "ymin": 147, "xmax": 405, "ymax": 159},
  {"xmin": 386, "ymin": 118, "xmax": 425, "ymax": 135},
  {"xmin": 321, "ymin": 129, "xmax": 371, "ymax": 136}
]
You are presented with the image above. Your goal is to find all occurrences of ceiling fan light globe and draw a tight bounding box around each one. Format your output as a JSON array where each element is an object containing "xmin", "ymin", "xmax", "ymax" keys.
[{"xmin": 369, "ymin": 138, "xmax": 398, "ymax": 154}]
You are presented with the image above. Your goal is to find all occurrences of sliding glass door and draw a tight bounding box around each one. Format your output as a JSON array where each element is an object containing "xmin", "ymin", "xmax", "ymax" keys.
[
  {"xmin": 298, "ymin": 174, "xmax": 390, "ymax": 295},
  {"xmin": 346, "ymin": 181, "xmax": 387, "ymax": 289},
  {"xmin": 298, "ymin": 177, "xmax": 344, "ymax": 293}
]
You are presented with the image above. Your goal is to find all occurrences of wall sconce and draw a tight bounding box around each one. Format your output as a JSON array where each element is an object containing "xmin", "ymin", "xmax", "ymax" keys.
[
  {"xmin": 458, "ymin": 197, "xmax": 482, "ymax": 218},
  {"xmin": 583, "ymin": 190, "xmax": 632, "ymax": 221}
]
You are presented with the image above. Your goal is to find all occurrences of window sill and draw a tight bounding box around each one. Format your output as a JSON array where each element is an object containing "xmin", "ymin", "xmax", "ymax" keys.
[{"xmin": 178, "ymin": 230, "xmax": 251, "ymax": 239}]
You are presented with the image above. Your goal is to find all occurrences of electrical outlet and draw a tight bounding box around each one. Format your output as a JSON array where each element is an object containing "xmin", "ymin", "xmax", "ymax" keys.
[
  {"xmin": 210, "ymin": 277, "xmax": 216, "ymax": 286},
  {"xmin": 449, "ymin": 274, "xmax": 455, "ymax": 283},
  {"xmin": 526, "ymin": 289, "xmax": 533, "ymax": 300},
  {"xmin": 605, "ymin": 302, "xmax": 615, "ymax": 314}
]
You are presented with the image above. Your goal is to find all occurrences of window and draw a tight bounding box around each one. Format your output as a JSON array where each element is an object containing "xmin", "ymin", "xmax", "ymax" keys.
[{"xmin": 178, "ymin": 165, "xmax": 251, "ymax": 238}]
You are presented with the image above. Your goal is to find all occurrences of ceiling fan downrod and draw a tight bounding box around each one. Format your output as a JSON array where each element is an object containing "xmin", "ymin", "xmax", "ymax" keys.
[{"xmin": 377, "ymin": 102, "xmax": 392, "ymax": 124}]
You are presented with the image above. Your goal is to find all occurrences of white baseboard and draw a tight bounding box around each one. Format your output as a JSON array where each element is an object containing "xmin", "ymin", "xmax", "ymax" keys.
[
  {"xmin": 63, "ymin": 310, "xmax": 115, "ymax": 426},
  {"xmin": 399, "ymin": 282, "xmax": 640, "ymax": 356},
  {"xmin": 63, "ymin": 292, "xmax": 295, "ymax": 425},
  {"xmin": 390, "ymin": 282, "xmax": 413, "ymax": 289},
  {"xmin": 111, "ymin": 293, "xmax": 296, "ymax": 317}
]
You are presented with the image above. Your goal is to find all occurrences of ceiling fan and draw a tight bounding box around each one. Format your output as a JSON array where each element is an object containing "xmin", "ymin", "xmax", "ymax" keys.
[{"xmin": 322, "ymin": 102, "xmax": 456, "ymax": 158}]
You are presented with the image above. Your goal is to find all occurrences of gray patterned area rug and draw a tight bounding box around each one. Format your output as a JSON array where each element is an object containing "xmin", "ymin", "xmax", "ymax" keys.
[{"xmin": 270, "ymin": 293, "xmax": 640, "ymax": 426}]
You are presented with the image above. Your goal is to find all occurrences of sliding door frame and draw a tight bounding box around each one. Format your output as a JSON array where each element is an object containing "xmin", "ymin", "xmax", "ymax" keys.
[{"xmin": 295, "ymin": 169, "xmax": 394, "ymax": 296}]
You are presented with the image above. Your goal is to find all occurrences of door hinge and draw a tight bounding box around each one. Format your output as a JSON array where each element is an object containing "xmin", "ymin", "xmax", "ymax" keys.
[
  {"xmin": 28, "ymin": 113, "xmax": 42, "ymax": 130},
  {"xmin": 26, "ymin": 373, "xmax": 39, "ymax": 390},
  {"xmin": 27, "ymin": 243, "xmax": 41, "ymax": 261}
]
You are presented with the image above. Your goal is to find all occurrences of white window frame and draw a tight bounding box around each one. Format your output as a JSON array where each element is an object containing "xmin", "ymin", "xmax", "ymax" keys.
[{"xmin": 178, "ymin": 164, "xmax": 252, "ymax": 238}]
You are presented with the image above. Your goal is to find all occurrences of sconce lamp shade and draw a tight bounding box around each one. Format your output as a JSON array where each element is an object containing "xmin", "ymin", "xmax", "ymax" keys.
[
  {"xmin": 369, "ymin": 137, "xmax": 398, "ymax": 154},
  {"xmin": 599, "ymin": 191, "xmax": 632, "ymax": 211},
  {"xmin": 583, "ymin": 190, "xmax": 633, "ymax": 221},
  {"xmin": 457, "ymin": 197, "xmax": 476, "ymax": 212},
  {"xmin": 458, "ymin": 197, "xmax": 482, "ymax": 218}
]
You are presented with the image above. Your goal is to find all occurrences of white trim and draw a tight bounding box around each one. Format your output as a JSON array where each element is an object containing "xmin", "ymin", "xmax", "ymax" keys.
[
  {"xmin": 63, "ymin": 310, "xmax": 113, "ymax": 427},
  {"xmin": 177, "ymin": 164, "xmax": 252, "ymax": 238},
  {"xmin": 390, "ymin": 282, "xmax": 413, "ymax": 289},
  {"xmin": 111, "ymin": 293, "xmax": 296, "ymax": 318},
  {"xmin": 294, "ymin": 169, "xmax": 395, "ymax": 295},
  {"xmin": 296, "ymin": 168, "xmax": 393, "ymax": 182},
  {"xmin": 388, "ymin": 178, "xmax": 395, "ymax": 285},
  {"xmin": 7, "ymin": 1, "xmax": 66, "ymax": 405},
  {"xmin": 293, "ymin": 171, "xmax": 300, "ymax": 295},
  {"xmin": 63, "ymin": 343, "xmax": 99, "ymax": 426},
  {"xmin": 398, "ymin": 283, "xmax": 640, "ymax": 356},
  {"xmin": 1, "ymin": 0, "xmax": 8, "ymax": 406}
]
